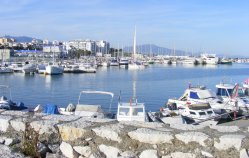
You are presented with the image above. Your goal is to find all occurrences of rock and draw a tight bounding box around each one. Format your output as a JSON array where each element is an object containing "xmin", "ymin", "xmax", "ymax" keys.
[
  {"xmin": 4, "ymin": 138, "xmax": 19, "ymax": 146},
  {"xmin": 73, "ymin": 146, "xmax": 91, "ymax": 157},
  {"xmin": 160, "ymin": 117, "xmax": 214, "ymax": 131},
  {"xmin": 38, "ymin": 142, "xmax": 51, "ymax": 158},
  {"xmin": 128, "ymin": 128, "xmax": 173, "ymax": 144},
  {"xmin": 240, "ymin": 149, "xmax": 249, "ymax": 158},
  {"xmin": 10, "ymin": 118, "xmax": 26, "ymax": 132},
  {"xmin": 60, "ymin": 142, "xmax": 79, "ymax": 158},
  {"xmin": 57, "ymin": 118, "xmax": 94, "ymax": 141},
  {"xmin": 201, "ymin": 151, "xmax": 213, "ymax": 158},
  {"xmin": 93, "ymin": 124, "xmax": 124, "ymax": 142},
  {"xmin": 209, "ymin": 125, "xmax": 239, "ymax": 132},
  {"xmin": 120, "ymin": 121, "xmax": 164, "ymax": 129},
  {"xmin": 165, "ymin": 152, "xmax": 196, "ymax": 158},
  {"xmin": 214, "ymin": 135, "xmax": 246, "ymax": 150},
  {"xmin": 175, "ymin": 132, "xmax": 210, "ymax": 146},
  {"xmin": 0, "ymin": 144, "xmax": 26, "ymax": 158},
  {"xmin": 46, "ymin": 152, "xmax": 66, "ymax": 158},
  {"xmin": 99, "ymin": 144, "xmax": 121, "ymax": 158},
  {"xmin": 48, "ymin": 144, "xmax": 60, "ymax": 153},
  {"xmin": 30, "ymin": 120, "xmax": 59, "ymax": 135},
  {"xmin": 121, "ymin": 151, "xmax": 137, "ymax": 158},
  {"xmin": 0, "ymin": 137, "xmax": 6, "ymax": 144},
  {"xmin": 0, "ymin": 115, "xmax": 12, "ymax": 132},
  {"xmin": 42, "ymin": 114, "xmax": 80, "ymax": 122},
  {"xmin": 85, "ymin": 137, "xmax": 92, "ymax": 141},
  {"xmin": 139, "ymin": 150, "xmax": 158, "ymax": 158},
  {"xmin": 1, "ymin": 110, "xmax": 28, "ymax": 117}
]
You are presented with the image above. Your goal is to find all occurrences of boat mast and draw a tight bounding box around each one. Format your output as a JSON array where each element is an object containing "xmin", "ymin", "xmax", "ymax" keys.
[{"xmin": 133, "ymin": 26, "xmax": 137, "ymax": 61}]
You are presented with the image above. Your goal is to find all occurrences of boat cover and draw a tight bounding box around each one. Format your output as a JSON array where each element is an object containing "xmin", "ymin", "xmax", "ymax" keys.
[{"xmin": 43, "ymin": 103, "xmax": 59, "ymax": 114}]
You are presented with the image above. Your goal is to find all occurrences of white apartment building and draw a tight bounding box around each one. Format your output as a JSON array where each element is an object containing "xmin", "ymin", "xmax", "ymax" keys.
[
  {"xmin": 43, "ymin": 45, "xmax": 65, "ymax": 53},
  {"xmin": 66, "ymin": 39, "xmax": 110, "ymax": 56}
]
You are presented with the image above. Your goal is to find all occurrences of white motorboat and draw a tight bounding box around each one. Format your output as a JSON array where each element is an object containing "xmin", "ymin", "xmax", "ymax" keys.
[
  {"xmin": 37, "ymin": 64, "xmax": 46, "ymax": 74},
  {"xmin": 0, "ymin": 66, "xmax": 13, "ymax": 73},
  {"xmin": 167, "ymin": 85, "xmax": 235, "ymax": 114},
  {"xmin": 119, "ymin": 58, "xmax": 129, "ymax": 68},
  {"xmin": 201, "ymin": 54, "xmax": 219, "ymax": 65},
  {"xmin": 110, "ymin": 59, "xmax": 119, "ymax": 66},
  {"xmin": 22, "ymin": 63, "xmax": 36, "ymax": 74},
  {"xmin": 0, "ymin": 85, "xmax": 26, "ymax": 110},
  {"xmin": 45, "ymin": 64, "xmax": 64, "ymax": 75},
  {"xmin": 216, "ymin": 83, "xmax": 249, "ymax": 114},
  {"xmin": 79, "ymin": 63, "xmax": 96, "ymax": 73},
  {"xmin": 180, "ymin": 103, "xmax": 219, "ymax": 124},
  {"xmin": 73, "ymin": 90, "xmax": 114, "ymax": 118},
  {"xmin": 117, "ymin": 98, "xmax": 147, "ymax": 122}
]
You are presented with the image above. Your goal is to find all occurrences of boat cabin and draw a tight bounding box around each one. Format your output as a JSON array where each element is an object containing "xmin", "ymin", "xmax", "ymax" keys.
[
  {"xmin": 179, "ymin": 86, "xmax": 216, "ymax": 101},
  {"xmin": 117, "ymin": 101, "xmax": 146, "ymax": 122},
  {"xmin": 216, "ymin": 83, "xmax": 234, "ymax": 98}
]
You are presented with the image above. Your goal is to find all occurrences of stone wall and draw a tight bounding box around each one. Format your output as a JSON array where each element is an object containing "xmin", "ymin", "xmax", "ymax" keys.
[{"xmin": 0, "ymin": 110, "xmax": 249, "ymax": 158}]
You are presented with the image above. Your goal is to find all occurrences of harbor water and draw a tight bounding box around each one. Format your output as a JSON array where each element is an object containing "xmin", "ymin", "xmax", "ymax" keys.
[{"xmin": 1, "ymin": 63, "xmax": 249, "ymax": 112}]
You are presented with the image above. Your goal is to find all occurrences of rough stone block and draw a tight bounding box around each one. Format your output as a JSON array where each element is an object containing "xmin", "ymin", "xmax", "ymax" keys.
[
  {"xmin": 57, "ymin": 118, "xmax": 94, "ymax": 141},
  {"xmin": 1, "ymin": 110, "xmax": 29, "ymax": 117},
  {"xmin": 10, "ymin": 118, "xmax": 26, "ymax": 132},
  {"xmin": 240, "ymin": 149, "xmax": 249, "ymax": 158},
  {"xmin": 0, "ymin": 115, "xmax": 12, "ymax": 132},
  {"xmin": 99, "ymin": 144, "xmax": 121, "ymax": 158},
  {"xmin": 42, "ymin": 114, "xmax": 80, "ymax": 122},
  {"xmin": 30, "ymin": 120, "xmax": 59, "ymax": 135},
  {"xmin": 175, "ymin": 132, "xmax": 210, "ymax": 146},
  {"xmin": 209, "ymin": 125, "xmax": 239, "ymax": 132},
  {"xmin": 60, "ymin": 142, "xmax": 79, "ymax": 158},
  {"xmin": 73, "ymin": 146, "xmax": 91, "ymax": 157},
  {"xmin": 128, "ymin": 128, "xmax": 173, "ymax": 144},
  {"xmin": 214, "ymin": 135, "xmax": 246, "ymax": 150},
  {"xmin": 201, "ymin": 151, "xmax": 213, "ymax": 158},
  {"xmin": 139, "ymin": 149, "xmax": 158, "ymax": 158},
  {"xmin": 93, "ymin": 124, "xmax": 124, "ymax": 142},
  {"xmin": 163, "ymin": 152, "xmax": 196, "ymax": 158}
]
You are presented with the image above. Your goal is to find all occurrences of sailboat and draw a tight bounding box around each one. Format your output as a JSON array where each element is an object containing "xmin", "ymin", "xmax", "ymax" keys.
[
  {"xmin": 45, "ymin": 51, "xmax": 64, "ymax": 75},
  {"xmin": 128, "ymin": 26, "xmax": 145, "ymax": 70},
  {"xmin": 117, "ymin": 72, "xmax": 147, "ymax": 122}
]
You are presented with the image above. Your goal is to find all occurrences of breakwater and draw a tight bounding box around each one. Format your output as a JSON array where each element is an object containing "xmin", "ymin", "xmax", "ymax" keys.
[{"xmin": 0, "ymin": 110, "xmax": 249, "ymax": 158}]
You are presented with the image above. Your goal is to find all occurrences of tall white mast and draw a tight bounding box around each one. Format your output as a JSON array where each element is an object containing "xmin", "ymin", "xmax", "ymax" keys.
[{"xmin": 133, "ymin": 26, "xmax": 137, "ymax": 61}]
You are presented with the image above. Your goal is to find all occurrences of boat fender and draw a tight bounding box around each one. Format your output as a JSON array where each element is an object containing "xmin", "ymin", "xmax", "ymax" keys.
[
  {"xmin": 130, "ymin": 99, "xmax": 132, "ymax": 106},
  {"xmin": 160, "ymin": 107, "xmax": 164, "ymax": 112}
]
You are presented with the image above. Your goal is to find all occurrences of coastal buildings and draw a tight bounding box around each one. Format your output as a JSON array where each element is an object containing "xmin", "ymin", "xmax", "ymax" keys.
[{"xmin": 66, "ymin": 39, "xmax": 110, "ymax": 56}]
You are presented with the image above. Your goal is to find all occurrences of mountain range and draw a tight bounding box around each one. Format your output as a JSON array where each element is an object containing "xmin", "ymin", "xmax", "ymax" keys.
[
  {"xmin": 2, "ymin": 35, "xmax": 42, "ymax": 43},
  {"xmin": 1, "ymin": 35, "xmax": 246, "ymax": 57}
]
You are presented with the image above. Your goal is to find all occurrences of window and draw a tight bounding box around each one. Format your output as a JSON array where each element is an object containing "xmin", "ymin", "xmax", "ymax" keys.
[
  {"xmin": 199, "ymin": 112, "xmax": 206, "ymax": 115},
  {"xmin": 190, "ymin": 111, "xmax": 196, "ymax": 115},
  {"xmin": 190, "ymin": 92, "xmax": 199, "ymax": 99},
  {"xmin": 207, "ymin": 111, "xmax": 213, "ymax": 114},
  {"xmin": 217, "ymin": 88, "xmax": 229, "ymax": 97}
]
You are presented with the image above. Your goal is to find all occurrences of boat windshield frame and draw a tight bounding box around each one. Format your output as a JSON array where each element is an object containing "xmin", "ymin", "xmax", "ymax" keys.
[{"xmin": 77, "ymin": 90, "xmax": 114, "ymax": 112}]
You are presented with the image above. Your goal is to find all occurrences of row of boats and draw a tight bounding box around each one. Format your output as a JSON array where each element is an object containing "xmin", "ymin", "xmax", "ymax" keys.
[{"xmin": 1, "ymin": 79, "xmax": 248, "ymax": 124}]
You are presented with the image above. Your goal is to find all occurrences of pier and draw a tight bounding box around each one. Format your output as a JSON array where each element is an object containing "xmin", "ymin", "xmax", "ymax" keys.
[{"xmin": 0, "ymin": 110, "xmax": 249, "ymax": 158}]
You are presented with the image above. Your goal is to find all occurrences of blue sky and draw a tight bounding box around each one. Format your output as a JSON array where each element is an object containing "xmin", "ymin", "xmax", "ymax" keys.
[{"xmin": 1, "ymin": 0, "xmax": 249, "ymax": 55}]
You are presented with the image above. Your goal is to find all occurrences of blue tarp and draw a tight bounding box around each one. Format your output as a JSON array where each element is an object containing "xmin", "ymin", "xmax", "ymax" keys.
[{"xmin": 43, "ymin": 103, "xmax": 59, "ymax": 114}]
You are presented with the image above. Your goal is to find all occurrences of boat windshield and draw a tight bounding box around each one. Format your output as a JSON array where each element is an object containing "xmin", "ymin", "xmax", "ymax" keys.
[
  {"xmin": 216, "ymin": 88, "xmax": 233, "ymax": 97},
  {"xmin": 238, "ymin": 88, "xmax": 245, "ymax": 97}
]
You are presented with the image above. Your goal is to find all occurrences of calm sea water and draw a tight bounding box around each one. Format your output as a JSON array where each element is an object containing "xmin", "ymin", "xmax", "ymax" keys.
[{"xmin": 1, "ymin": 63, "xmax": 249, "ymax": 112}]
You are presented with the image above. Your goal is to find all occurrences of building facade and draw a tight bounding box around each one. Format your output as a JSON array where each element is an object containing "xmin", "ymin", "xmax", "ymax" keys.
[{"xmin": 66, "ymin": 39, "xmax": 110, "ymax": 56}]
